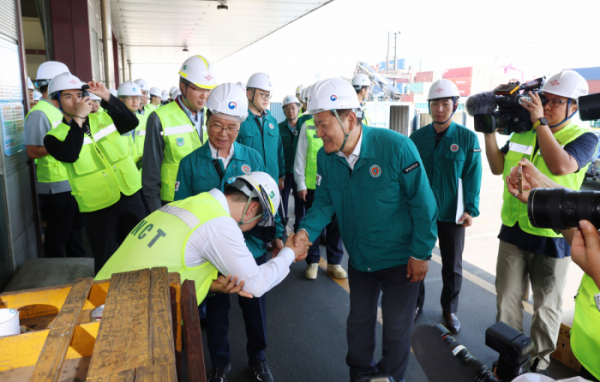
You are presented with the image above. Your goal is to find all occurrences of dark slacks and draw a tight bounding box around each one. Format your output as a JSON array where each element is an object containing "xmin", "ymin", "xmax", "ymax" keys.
[
  {"xmin": 82, "ymin": 191, "xmax": 146, "ymax": 274},
  {"xmin": 280, "ymin": 172, "xmax": 306, "ymax": 232},
  {"xmin": 206, "ymin": 254, "xmax": 268, "ymax": 367},
  {"xmin": 39, "ymin": 191, "xmax": 85, "ymax": 258},
  {"xmin": 304, "ymin": 189, "xmax": 343, "ymax": 265},
  {"xmin": 347, "ymin": 264, "xmax": 418, "ymax": 382},
  {"xmin": 417, "ymin": 220, "xmax": 465, "ymax": 313}
]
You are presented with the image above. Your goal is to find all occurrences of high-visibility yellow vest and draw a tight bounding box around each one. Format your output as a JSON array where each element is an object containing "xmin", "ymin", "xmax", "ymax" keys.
[
  {"xmin": 501, "ymin": 124, "xmax": 589, "ymax": 237},
  {"xmin": 95, "ymin": 192, "xmax": 224, "ymax": 302},
  {"xmin": 571, "ymin": 274, "xmax": 600, "ymax": 380},
  {"xmin": 154, "ymin": 102, "xmax": 204, "ymax": 202},
  {"xmin": 144, "ymin": 104, "xmax": 157, "ymax": 113},
  {"xmin": 46, "ymin": 112, "xmax": 142, "ymax": 212},
  {"xmin": 135, "ymin": 112, "xmax": 148, "ymax": 158},
  {"xmin": 304, "ymin": 119, "xmax": 322, "ymax": 190},
  {"xmin": 26, "ymin": 101, "xmax": 69, "ymax": 183}
]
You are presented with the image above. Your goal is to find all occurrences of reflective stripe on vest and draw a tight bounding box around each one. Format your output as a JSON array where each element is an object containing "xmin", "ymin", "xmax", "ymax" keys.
[
  {"xmin": 134, "ymin": 113, "xmax": 148, "ymax": 158},
  {"xmin": 26, "ymin": 101, "xmax": 69, "ymax": 183},
  {"xmin": 501, "ymin": 124, "xmax": 589, "ymax": 237},
  {"xmin": 94, "ymin": 193, "xmax": 226, "ymax": 302},
  {"xmin": 155, "ymin": 102, "xmax": 202, "ymax": 202},
  {"xmin": 46, "ymin": 112, "xmax": 141, "ymax": 212},
  {"xmin": 571, "ymin": 274, "xmax": 600, "ymax": 380},
  {"xmin": 304, "ymin": 119, "xmax": 323, "ymax": 190}
]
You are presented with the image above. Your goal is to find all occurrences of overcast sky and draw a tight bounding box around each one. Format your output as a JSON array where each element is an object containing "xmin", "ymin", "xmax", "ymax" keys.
[{"xmin": 134, "ymin": 0, "xmax": 600, "ymax": 100}]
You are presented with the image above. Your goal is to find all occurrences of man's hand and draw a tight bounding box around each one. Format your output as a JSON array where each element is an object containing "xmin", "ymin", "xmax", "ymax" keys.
[
  {"xmin": 521, "ymin": 91, "xmax": 545, "ymax": 124},
  {"xmin": 288, "ymin": 231, "xmax": 312, "ymax": 262},
  {"xmin": 407, "ymin": 257, "xmax": 429, "ymax": 283},
  {"xmin": 209, "ymin": 275, "xmax": 253, "ymax": 298},
  {"xmin": 279, "ymin": 177, "xmax": 285, "ymax": 190},
  {"xmin": 271, "ymin": 238, "xmax": 284, "ymax": 259},
  {"xmin": 507, "ymin": 159, "xmax": 544, "ymax": 204},
  {"xmin": 571, "ymin": 220, "xmax": 600, "ymax": 289},
  {"xmin": 297, "ymin": 189, "xmax": 307, "ymax": 201},
  {"xmin": 88, "ymin": 81, "xmax": 110, "ymax": 102},
  {"xmin": 73, "ymin": 97, "xmax": 92, "ymax": 127},
  {"xmin": 457, "ymin": 212, "xmax": 473, "ymax": 228}
]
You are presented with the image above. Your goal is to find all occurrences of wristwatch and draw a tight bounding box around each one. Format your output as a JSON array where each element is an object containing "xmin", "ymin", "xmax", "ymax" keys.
[{"xmin": 533, "ymin": 117, "xmax": 549, "ymax": 130}]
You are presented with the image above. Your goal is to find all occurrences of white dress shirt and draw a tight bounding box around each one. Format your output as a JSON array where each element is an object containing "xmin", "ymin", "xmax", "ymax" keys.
[
  {"xmin": 209, "ymin": 142, "xmax": 235, "ymax": 170},
  {"xmin": 293, "ymin": 120, "xmax": 310, "ymax": 191},
  {"xmin": 337, "ymin": 128, "xmax": 363, "ymax": 170},
  {"xmin": 183, "ymin": 189, "xmax": 295, "ymax": 297}
]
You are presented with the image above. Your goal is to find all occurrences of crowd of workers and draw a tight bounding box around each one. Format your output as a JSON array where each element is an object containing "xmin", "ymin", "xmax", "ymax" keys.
[{"xmin": 23, "ymin": 55, "xmax": 600, "ymax": 382}]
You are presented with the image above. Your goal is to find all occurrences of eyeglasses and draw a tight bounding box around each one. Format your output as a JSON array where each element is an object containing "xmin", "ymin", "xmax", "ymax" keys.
[
  {"xmin": 123, "ymin": 96, "xmax": 141, "ymax": 101},
  {"xmin": 254, "ymin": 90, "xmax": 272, "ymax": 100},
  {"xmin": 544, "ymin": 99, "xmax": 572, "ymax": 108},
  {"xmin": 209, "ymin": 124, "xmax": 240, "ymax": 134}
]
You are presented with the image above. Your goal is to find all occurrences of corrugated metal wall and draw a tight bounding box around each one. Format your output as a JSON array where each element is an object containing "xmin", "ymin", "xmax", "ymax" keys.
[
  {"xmin": 389, "ymin": 105, "xmax": 411, "ymax": 136},
  {"xmin": 269, "ymin": 102, "xmax": 286, "ymax": 124},
  {"xmin": 0, "ymin": 0, "xmax": 18, "ymax": 42}
]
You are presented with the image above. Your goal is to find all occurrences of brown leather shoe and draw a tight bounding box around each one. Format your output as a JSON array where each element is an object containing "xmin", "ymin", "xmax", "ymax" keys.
[{"xmin": 443, "ymin": 312, "xmax": 460, "ymax": 334}]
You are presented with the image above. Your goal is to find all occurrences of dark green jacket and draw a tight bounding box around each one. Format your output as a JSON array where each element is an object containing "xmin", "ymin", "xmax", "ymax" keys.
[
  {"xmin": 279, "ymin": 120, "xmax": 300, "ymax": 173},
  {"xmin": 299, "ymin": 126, "xmax": 438, "ymax": 272},
  {"xmin": 410, "ymin": 122, "xmax": 482, "ymax": 222}
]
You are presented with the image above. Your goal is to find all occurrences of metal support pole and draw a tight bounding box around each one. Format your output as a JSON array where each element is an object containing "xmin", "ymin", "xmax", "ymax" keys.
[
  {"xmin": 128, "ymin": 60, "xmax": 132, "ymax": 82},
  {"xmin": 120, "ymin": 44, "xmax": 127, "ymax": 81},
  {"xmin": 386, "ymin": 32, "xmax": 390, "ymax": 71},
  {"xmin": 101, "ymin": 0, "xmax": 114, "ymax": 88}
]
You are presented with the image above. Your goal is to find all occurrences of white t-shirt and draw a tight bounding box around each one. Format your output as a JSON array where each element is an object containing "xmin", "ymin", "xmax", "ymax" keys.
[{"xmin": 183, "ymin": 189, "xmax": 295, "ymax": 297}]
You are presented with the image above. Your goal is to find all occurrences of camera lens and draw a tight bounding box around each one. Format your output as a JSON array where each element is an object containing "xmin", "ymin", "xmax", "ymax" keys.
[{"xmin": 528, "ymin": 188, "xmax": 600, "ymax": 229}]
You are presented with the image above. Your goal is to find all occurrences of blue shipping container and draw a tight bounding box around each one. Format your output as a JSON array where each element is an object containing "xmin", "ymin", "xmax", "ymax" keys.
[
  {"xmin": 396, "ymin": 83, "xmax": 407, "ymax": 93},
  {"xmin": 570, "ymin": 67, "xmax": 600, "ymax": 81},
  {"xmin": 407, "ymin": 82, "xmax": 425, "ymax": 93},
  {"xmin": 379, "ymin": 58, "xmax": 421, "ymax": 71}
]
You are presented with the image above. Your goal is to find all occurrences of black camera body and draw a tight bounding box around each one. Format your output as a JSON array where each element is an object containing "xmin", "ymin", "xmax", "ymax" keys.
[
  {"xmin": 485, "ymin": 321, "xmax": 535, "ymax": 382},
  {"xmin": 474, "ymin": 78, "xmax": 546, "ymax": 135}
]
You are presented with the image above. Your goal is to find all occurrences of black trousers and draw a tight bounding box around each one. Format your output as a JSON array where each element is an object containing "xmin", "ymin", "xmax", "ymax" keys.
[
  {"xmin": 417, "ymin": 220, "xmax": 465, "ymax": 313},
  {"xmin": 82, "ymin": 191, "xmax": 147, "ymax": 274},
  {"xmin": 280, "ymin": 172, "xmax": 306, "ymax": 232},
  {"xmin": 39, "ymin": 192, "xmax": 86, "ymax": 258},
  {"xmin": 347, "ymin": 264, "xmax": 418, "ymax": 382},
  {"xmin": 206, "ymin": 254, "xmax": 268, "ymax": 367},
  {"xmin": 304, "ymin": 189, "xmax": 344, "ymax": 265}
]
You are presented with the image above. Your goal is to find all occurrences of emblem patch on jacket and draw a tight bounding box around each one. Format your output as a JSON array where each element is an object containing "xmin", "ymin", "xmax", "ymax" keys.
[
  {"xmin": 176, "ymin": 138, "xmax": 185, "ymax": 146},
  {"xmin": 241, "ymin": 164, "xmax": 251, "ymax": 173},
  {"xmin": 174, "ymin": 181, "xmax": 180, "ymax": 192},
  {"xmin": 316, "ymin": 174, "xmax": 322, "ymax": 186},
  {"xmin": 403, "ymin": 162, "xmax": 420, "ymax": 174},
  {"xmin": 450, "ymin": 144, "xmax": 459, "ymax": 152},
  {"xmin": 369, "ymin": 165, "xmax": 382, "ymax": 178}
]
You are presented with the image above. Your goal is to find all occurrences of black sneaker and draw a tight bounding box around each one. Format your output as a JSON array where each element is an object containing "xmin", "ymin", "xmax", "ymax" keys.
[
  {"xmin": 248, "ymin": 359, "xmax": 274, "ymax": 382},
  {"xmin": 208, "ymin": 363, "xmax": 231, "ymax": 382}
]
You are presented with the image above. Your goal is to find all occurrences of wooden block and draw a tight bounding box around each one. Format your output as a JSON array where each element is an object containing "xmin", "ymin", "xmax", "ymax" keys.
[
  {"xmin": 30, "ymin": 277, "xmax": 94, "ymax": 382},
  {"xmin": 86, "ymin": 269, "xmax": 152, "ymax": 377},
  {"xmin": 181, "ymin": 279, "xmax": 207, "ymax": 382},
  {"xmin": 168, "ymin": 273, "xmax": 182, "ymax": 353},
  {"xmin": 85, "ymin": 369, "xmax": 135, "ymax": 382},
  {"xmin": 148, "ymin": 267, "xmax": 176, "ymax": 366},
  {"xmin": 135, "ymin": 363, "xmax": 177, "ymax": 382},
  {"xmin": 551, "ymin": 323, "xmax": 582, "ymax": 372}
]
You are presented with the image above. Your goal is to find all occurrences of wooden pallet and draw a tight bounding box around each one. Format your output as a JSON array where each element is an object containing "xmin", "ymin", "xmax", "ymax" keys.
[{"xmin": 0, "ymin": 267, "xmax": 207, "ymax": 382}]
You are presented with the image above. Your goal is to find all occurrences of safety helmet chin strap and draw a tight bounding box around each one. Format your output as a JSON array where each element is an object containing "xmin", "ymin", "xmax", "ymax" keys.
[
  {"xmin": 549, "ymin": 99, "xmax": 577, "ymax": 128},
  {"xmin": 237, "ymin": 195, "xmax": 264, "ymax": 226},
  {"xmin": 250, "ymin": 89, "xmax": 263, "ymax": 116},
  {"xmin": 332, "ymin": 109, "xmax": 351, "ymax": 153},
  {"xmin": 429, "ymin": 97, "xmax": 457, "ymax": 126}
]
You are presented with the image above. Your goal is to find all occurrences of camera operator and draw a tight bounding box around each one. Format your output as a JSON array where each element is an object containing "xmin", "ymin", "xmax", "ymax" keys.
[
  {"xmin": 506, "ymin": 159, "xmax": 600, "ymax": 382},
  {"xmin": 483, "ymin": 70, "xmax": 598, "ymax": 373}
]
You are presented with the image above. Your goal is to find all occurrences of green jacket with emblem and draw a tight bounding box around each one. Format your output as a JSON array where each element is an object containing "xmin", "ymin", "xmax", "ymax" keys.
[
  {"xmin": 26, "ymin": 100, "xmax": 69, "ymax": 183},
  {"xmin": 279, "ymin": 119, "xmax": 300, "ymax": 174},
  {"xmin": 571, "ymin": 274, "xmax": 600, "ymax": 380},
  {"xmin": 46, "ymin": 112, "xmax": 142, "ymax": 212},
  {"xmin": 298, "ymin": 126, "xmax": 438, "ymax": 272},
  {"xmin": 237, "ymin": 109, "xmax": 285, "ymax": 182},
  {"xmin": 174, "ymin": 142, "xmax": 284, "ymax": 258},
  {"xmin": 501, "ymin": 123, "xmax": 589, "ymax": 237},
  {"xmin": 95, "ymin": 192, "xmax": 224, "ymax": 302},
  {"xmin": 410, "ymin": 121, "xmax": 482, "ymax": 222},
  {"xmin": 154, "ymin": 101, "xmax": 203, "ymax": 202}
]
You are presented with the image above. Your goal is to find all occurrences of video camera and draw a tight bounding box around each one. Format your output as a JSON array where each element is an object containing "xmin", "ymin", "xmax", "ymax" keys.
[{"xmin": 466, "ymin": 79, "xmax": 600, "ymax": 135}]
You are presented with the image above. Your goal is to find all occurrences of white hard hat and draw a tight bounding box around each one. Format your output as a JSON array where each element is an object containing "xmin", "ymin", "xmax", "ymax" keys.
[
  {"xmin": 33, "ymin": 90, "xmax": 42, "ymax": 101},
  {"xmin": 35, "ymin": 61, "xmax": 70, "ymax": 86},
  {"xmin": 282, "ymin": 95, "xmax": 300, "ymax": 107},
  {"xmin": 542, "ymin": 70, "xmax": 589, "ymax": 100},
  {"xmin": 236, "ymin": 82, "xmax": 246, "ymax": 92},
  {"xmin": 247, "ymin": 73, "xmax": 272, "ymax": 92},
  {"xmin": 149, "ymin": 87, "xmax": 162, "ymax": 97},
  {"xmin": 133, "ymin": 78, "xmax": 150, "ymax": 92},
  {"xmin": 27, "ymin": 77, "xmax": 34, "ymax": 90},
  {"xmin": 161, "ymin": 90, "xmax": 169, "ymax": 101},
  {"xmin": 118, "ymin": 81, "xmax": 142, "ymax": 97},
  {"xmin": 225, "ymin": 171, "xmax": 280, "ymax": 227},
  {"xmin": 428, "ymin": 79, "xmax": 460, "ymax": 101},
  {"xmin": 206, "ymin": 83, "xmax": 249, "ymax": 123},
  {"xmin": 172, "ymin": 89, "xmax": 181, "ymax": 98},
  {"xmin": 300, "ymin": 86, "xmax": 310, "ymax": 102},
  {"xmin": 307, "ymin": 78, "xmax": 361, "ymax": 115},
  {"xmin": 169, "ymin": 86, "xmax": 178, "ymax": 97},
  {"xmin": 109, "ymin": 88, "xmax": 118, "ymax": 97},
  {"xmin": 48, "ymin": 72, "xmax": 86, "ymax": 99},
  {"xmin": 89, "ymin": 93, "xmax": 101, "ymax": 101},
  {"xmin": 296, "ymin": 85, "xmax": 304, "ymax": 95},
  {"xmin": 179, "ymin": 55, "xmax": 217, "ymax": 90},
  {"xmin": 351, "ymin": 74, "xmax": 370, "ymax": 88}
]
